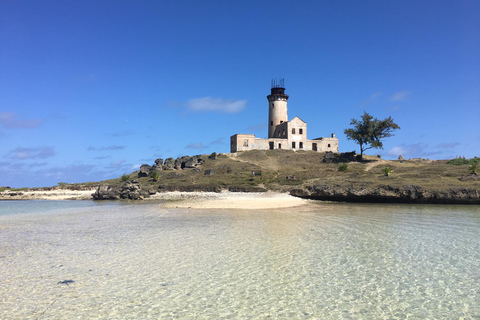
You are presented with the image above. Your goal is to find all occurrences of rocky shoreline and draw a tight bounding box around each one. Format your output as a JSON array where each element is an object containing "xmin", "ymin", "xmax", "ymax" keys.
[{"xmin": 290, "ymin": 184, "xmax": 480, "ymax": 205}]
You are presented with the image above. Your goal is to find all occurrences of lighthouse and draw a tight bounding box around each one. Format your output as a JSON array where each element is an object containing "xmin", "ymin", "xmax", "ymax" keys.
[{"xmin": 267, "ymin": 79, "xmax": 289, "ymax": 138}]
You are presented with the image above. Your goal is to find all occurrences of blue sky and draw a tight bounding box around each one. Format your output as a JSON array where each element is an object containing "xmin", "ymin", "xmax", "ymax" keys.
[{"xmin": 1, "ymin": 0, "xmax": 479, "ymax": 188}]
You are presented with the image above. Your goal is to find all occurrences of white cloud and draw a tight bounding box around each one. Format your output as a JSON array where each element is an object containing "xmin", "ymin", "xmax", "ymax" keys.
[
  {"xmin": 187, "ymin": 97, "xmax": 246, "ymax": 113},
  {"xmin": 435, "ymin": 142, "xmax": 459, "ymax": 149},
  {"xmin": 386, "ymin": 145, "xmax": 409, "ymax": 157},
  {"xmin": 7, "ymin": 147, "xmax": 55, "ymax": 160},
  {"xmin": 88, "ymin": 145, "xmax": 126, "ymax": 151},
  {"xmin": 390, "ymin": 91, "xmax": 411, "ymax": 101},
  {"xmin": 186, "ymin": 142, "xmax": 207, "ymax": 149},
  {"xmin": 107, "ymin": 159, "xmax": 127, "ymax": 169},
  {"xmin": 0, "ymin": 112, "xmax": 44, "ymax": 129},
  {"xmin": 362, "ymin": 92, "xmax": 382, "ymax": 105},
  {"xmin": 386, "ymin": 143, "xmax": 453, "ymax": 159}
]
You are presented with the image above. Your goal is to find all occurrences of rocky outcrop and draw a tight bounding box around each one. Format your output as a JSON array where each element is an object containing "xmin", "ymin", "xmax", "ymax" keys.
[
  {"xmin": 290, "ymin": 184, "xmax": 480, "ymax": 204},
  {"xmin": 138, "ymin": 164, "xmax": 152, "ymax": 178},
  {"xmin": 163, "ymin": 158, "xmax": 175, "ymax": 170},
  {"xmin": 92, "ymin": 180, "xmax": 156, "ymax": 200},
  {"xmin": 92, "ymin": 185, "xmax": 120, "ymax": 200},
  {"xmin": 173, "ymin": 155, "xmax": 204, "ymax": 169},
  {"xmin": 152, "ymin": 158, "xmax": 164, "ymax": 172}
]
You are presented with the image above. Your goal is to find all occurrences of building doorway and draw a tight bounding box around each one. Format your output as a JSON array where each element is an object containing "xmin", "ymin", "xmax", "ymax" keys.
[
  {"xmin": 313, "ymin": 143, "xmax": 317, "ymax": 151},
  {"xmin": 269, "ymin": 142, "xmax": 274, "ymax": 150}
]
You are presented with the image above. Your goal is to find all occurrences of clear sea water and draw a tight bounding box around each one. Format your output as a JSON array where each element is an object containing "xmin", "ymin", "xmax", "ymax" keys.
[{"xmin": 0, "ymin": 200, "xmax": 479, "ymax": 319}]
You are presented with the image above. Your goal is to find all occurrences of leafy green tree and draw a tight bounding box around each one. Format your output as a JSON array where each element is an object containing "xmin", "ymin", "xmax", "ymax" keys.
[{"xmin": 344, "ymin": 112, "xmax": 400, "ymax": 160}]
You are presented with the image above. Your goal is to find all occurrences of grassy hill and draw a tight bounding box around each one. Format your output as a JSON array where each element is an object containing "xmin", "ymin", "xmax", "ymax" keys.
[{"xmin": 84, "ymin": 150, "xmax": 479, "ymax": 194}]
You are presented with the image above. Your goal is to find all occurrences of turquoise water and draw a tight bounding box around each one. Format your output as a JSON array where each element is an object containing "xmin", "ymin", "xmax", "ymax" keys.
[{"xmin": 1, "ymin": 201, "xmax": 479, "ymax": 319}]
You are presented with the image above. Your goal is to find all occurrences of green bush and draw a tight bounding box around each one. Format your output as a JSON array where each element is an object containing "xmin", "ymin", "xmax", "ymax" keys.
[
  {"xmin": 121, "ymin": 174, "xmax": 130, "ymax": 181},
  {"xmin": 150, "ymin": 170, "xmax": 160, "ymax": 181},
  {"xmin": 382, "ymin": 166, "xmax": 393, "ymax": 176},
  {"xmin": 447, "ymin": 157, "xmax": 480, "ymax": 165},
  {"xmin": 469, "ymin": 163, "xmax": 478, "ymax": 174},
  {"xmin": 338, "ymin": 163, "xmax": 349, "ymax": 172}
]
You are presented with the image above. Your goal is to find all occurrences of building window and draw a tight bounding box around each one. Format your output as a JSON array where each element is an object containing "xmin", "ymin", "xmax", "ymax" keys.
[
  {"xmin": 292, "ymin": 128, "xmax": 295, "ymax": 134},
  {"xmin": 299, "ymin": 142, "xmax": 303, "ymax": 149},
  {"xmin": 278, "ymin": 143, "xmax": 282, "ymax": 149},
  {"xmin": 292, "ymin": 142, "xmax": 296, "ymax": 149},
  {"xmin": 282, "ymin": 129, "xmax": 285, "ymax": 136},
  {"xmin": 328, "ymin": 144, "xmax": 331, "ymax": 148},
  {"xmin": 243, "ymin": 139, "xmax": 249, "ymax": 147},
  {"xmin": 299, "ymin": 128, "xmax": 303, "ymax": 134},
  {"xmin": 280, "ymin": 121, "xmax": 284, "ymax": 124},
  {"xmin": 271, "ymin": 121, "xmax": 273, "ymax": 126}
]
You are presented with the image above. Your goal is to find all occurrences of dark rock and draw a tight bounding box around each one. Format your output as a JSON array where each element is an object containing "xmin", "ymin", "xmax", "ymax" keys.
[
  {"xmin": 92, "ymin": 185, "xmax": 120, "ymax": 200},
  {"xmin": 119, "ymin": 180, "xmax": 149, "ymax": 200},
  {"xmin": 174, "ymin": 156, "xmax": 189, "ymax": 169},
  {"xmin": 93, "ymin": 180, "xmax": 152, "ymax": 200},
  {"xmin": 291, "ymin": 184, "xmax": 480, "ymax": 205},
  {"xmin": 208, "ymin": 152, "xmax": 217, "ymax": 160},
  {"xmin": 163, "ymin": 158, "xmax": 175, "ymax": 170},
  {"xmin": 58, "ymin": 280, "xmax": 75, "ymax": 285},
  {"xmin": 204, "ymin": 169, "xmax": 216, "ymax": 176},
  {"xmin": 138, "ymin": 164, "xmax": 152, "ymax": 178},
  {"xmin": 152, "ymin": 158, "xmax": 164, "ymax": 172}
]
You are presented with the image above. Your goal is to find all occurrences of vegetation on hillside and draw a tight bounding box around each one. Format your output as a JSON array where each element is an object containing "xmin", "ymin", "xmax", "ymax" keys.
[{"xmin": 95, "ymin": 151, "xmax": 479, "ymax": 193}]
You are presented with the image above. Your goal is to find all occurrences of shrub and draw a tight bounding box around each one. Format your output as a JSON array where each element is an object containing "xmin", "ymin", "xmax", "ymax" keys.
[
  {"xmin": 121, "ymin": 174, "xmax": 130, "ymax": 181},
  {"xmin": 150, "ymin": 170, "xmax": 160, "ymax": 181},
  {"xmin": 447, "ymin": 157, "xmax": 480, "ymax": 165},
  {"xmin": 469, "ymin": 163, "xmax": 478, "ymax": 174},
  {"xmin": 338, "ymin": 163, "xmax": 349, "ymax": 172},
  {"xmin": 382, "ymin": 166, "xmax": 393, "ymax": 176}
]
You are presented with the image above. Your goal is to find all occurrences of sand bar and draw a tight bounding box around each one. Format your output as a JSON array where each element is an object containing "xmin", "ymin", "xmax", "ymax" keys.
[
  {"xmin": 0, "ymin": 189, "xmax": 308, "ymax": 209},
  {"xmin": 154, "ymin": 191, "xmax": 309, "ymax": 209}
]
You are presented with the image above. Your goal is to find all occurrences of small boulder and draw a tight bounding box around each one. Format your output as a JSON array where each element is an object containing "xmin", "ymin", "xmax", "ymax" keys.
[
  {"xmin": 163, "ymin": 158, "xmax": 175, "ymax": 170},
  {"xmin": 138, "ymin": 164, "xmax": 152, "ymax": 178},
  {"xmin": 204, "ymin": 169, "xmax": 216, "ymax": 176},
  {"xmin": 92, "ymin": 185, "xmax": 120, "ymax": 200}
]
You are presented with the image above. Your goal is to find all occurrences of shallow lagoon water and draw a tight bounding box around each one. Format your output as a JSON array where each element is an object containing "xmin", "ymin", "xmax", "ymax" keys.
[{"xmin": 1, "ymin": 201, "xmax": 479, "ymax": 319}]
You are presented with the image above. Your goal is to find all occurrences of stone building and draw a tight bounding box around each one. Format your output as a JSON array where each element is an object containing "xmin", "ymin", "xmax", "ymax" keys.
[{"xmin": 230, "ymin": 80, "xmax": 339, "ymax": 153}]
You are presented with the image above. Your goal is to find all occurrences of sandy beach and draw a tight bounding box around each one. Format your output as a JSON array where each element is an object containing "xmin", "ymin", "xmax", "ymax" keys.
[
  {"xmin": 153, "ymin": 191, "xmax": 309, "ymax": 209},
  {"xmin": 0, "ymin": 189, "xmax": 309, "ymax": 209}
]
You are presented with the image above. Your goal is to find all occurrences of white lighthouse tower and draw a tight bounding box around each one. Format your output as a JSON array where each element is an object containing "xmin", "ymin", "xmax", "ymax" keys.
[{"xmin": 267, "ymin": 79, "xmax": 289, "ymax": 138}]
